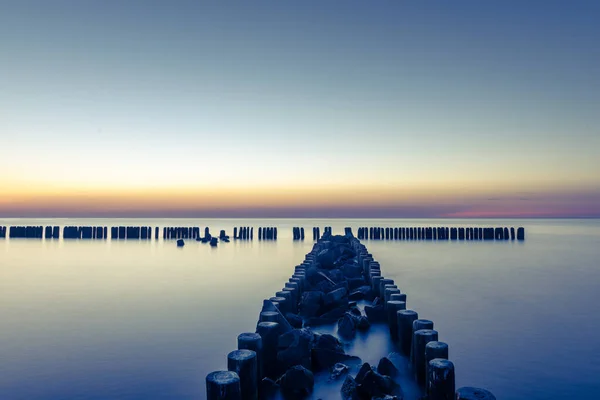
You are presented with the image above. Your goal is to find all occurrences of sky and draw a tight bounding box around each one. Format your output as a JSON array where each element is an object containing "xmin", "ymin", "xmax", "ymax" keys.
[{"xmin": 0, "ymin": 0, "xmax": 599, "ymax": 218}]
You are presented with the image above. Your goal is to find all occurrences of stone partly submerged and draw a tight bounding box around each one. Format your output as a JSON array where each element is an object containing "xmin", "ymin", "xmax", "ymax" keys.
[{"xmin": 207, "ymin": 229, "xmax": 496, "ymax": 400}]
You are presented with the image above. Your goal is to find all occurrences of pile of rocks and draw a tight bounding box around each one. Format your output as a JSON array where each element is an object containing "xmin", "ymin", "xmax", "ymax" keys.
[{"xmin": 250, "ymin": 232, "xmax": 407, "ymax": 399}]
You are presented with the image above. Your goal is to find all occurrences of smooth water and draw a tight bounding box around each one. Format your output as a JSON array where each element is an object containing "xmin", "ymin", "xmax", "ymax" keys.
[{"xmin": 1, "ymin": 219, "xmax": 599, "ymax": 399}]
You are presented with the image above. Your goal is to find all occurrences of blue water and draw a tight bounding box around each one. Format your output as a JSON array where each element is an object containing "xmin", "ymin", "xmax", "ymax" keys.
[{"xmin": 1, "ymin": 219, "xmax": 599, "ymax": 399}]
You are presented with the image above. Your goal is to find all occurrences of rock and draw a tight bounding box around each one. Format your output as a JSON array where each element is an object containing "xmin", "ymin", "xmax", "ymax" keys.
[
  {"xmin": 277, "ymin": 328, "xmax": 315, "ymax": 370},
  {"xmin": 324, "ymin": 287, "xmax": 348, "ymax": 307},
  {"xmin": 311, "ymin": 349, "xmax": 361, "ymax": 371},
  {"xmin": 348, "ymin": 278, "xmax": 368, "ymax": 290},
  {"xmin": 355, "ymin": 362, "xmax": 372, "ymax": 385},
  {"xmin": 285, "ymin": 313, "xmax": 303, "ymax": 329},
  {"xmin": 314, "ymin": 333, "xmax": 344, "ymax": 353},
  {"xmin": 176, "ymin": 239, "xmax": 184, "ymax": 247},
  {"xmin": 337, "ymin": 313, "xmax": 356, "ymax": 339},
  {"xmin": 327, "ymin": 269, "xmax": 345, "ymax": 283},
  {"xmin": 279, "ymin": 365, "xmax": 314, "ymax": 396},
  {"xmin": 299, "ymin": 291, "xmax": 324, "ymax": 318},
  {"xmin": 306, "ymin": 266, "xmax": 329, "ymax": 286},
  {"xmin": 365, "ymin": 305, "xmax": 386, "ymax": 322},
  {"xmin": 356, "ymin": 370, "xmax": 398, "ymax": 398},
  {"xmin": 341, "ymin": 262, "xmax": 363, "ymax": 278},
  {"xmin": 316, "ymin": 248, "xmax": 338, "ymax": 269},
  {"xmin": 341, "ymin": 375, "xmax": 358, "ymax": 400},
  {"xmin": 376, "ymin": 357, "xmax": 399, "ymax": 378},
  {"xmin": 372, "ymin": 297, "xmax": 383, "ymax": 306},
  {"xmin": 330, "ymin": 362, "xmax": 349, "ymax": 380},
  {"xmin": 209, "ymin": 237, "xmax": 218, "ymax": 247},
  {"xmin": 349, "ymin": 285, "xmax": 372, "ymax": 300},
  {"xmin": 315, "ymin": 280, "xmax": 335, "ymax": 294},
  {"xmin": 357, "ymin": 316, "xmax": 371, "ymax": 331}
]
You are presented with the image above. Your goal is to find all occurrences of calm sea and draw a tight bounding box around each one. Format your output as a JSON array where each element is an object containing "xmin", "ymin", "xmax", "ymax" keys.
[{"xmin": 1, "ymin": 218, "xmax": 599, "ymax": 400}]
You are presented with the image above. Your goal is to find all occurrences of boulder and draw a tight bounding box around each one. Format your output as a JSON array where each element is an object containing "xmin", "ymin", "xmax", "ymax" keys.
[
  {"xmin": 356, "ymin": 370, "xmax": 397, "ymax": 398},
  {"xmin": 377, "ymin": 357, "xmax": 399, "ymax": 378},
  {"xmin": 279, "ymin": 365, "xmax": 314, "ymax": 396},
  {"xmin": 365, "ymin": 305, "xmax": 386, "ymax": 322},
  {"xmin": 314, "ymin": 333, "xmax": 344, "ymax": 353},
  {"xmin": 341, "ymin": 262, "xmax": 363, "ymax": 279},
  {"xmin": 337, "ymin": 314, "xmax": 356, "ymax": 339},
  {"xmin": 349, "ymin": 285, "xmax": 372, "ymax": 300},
  {"xmin": 330, "ymin": 362, "xmax": 349, "ymax": 380},
  {"xmin": 324, "ymin": 287, "xmax": 348, "ymax": 307},
  {"xmin": 299, "ymin": 291, "xmax": 324, "ymax": 318},
  {"xmin": 357, "ymin": 316, "xmax": 371, "ymax": 331},
  {"xmin": 176, "ymin": 239, "xmax": 184, "ymax": 247},
  {"xmin": 341, "ymin": 375, "xmax": 358, "ymax": 400},
  {"xmin": 355, "ymin": 362, "xmax": 372, "ymax": 385},
  {"xmin": 277, "ymin": 328, "xmax": 316, "ymax": 370},
  {"xmin": 348, "ymin": 278, "xmax": 368, "ymax": 290}
]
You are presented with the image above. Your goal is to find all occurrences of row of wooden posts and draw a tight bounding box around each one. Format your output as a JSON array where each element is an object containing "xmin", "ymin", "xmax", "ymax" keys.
[
  {"xmin": 357, "ymin": 226, "xmax": 525, "ymax": 241},
  {"xmin": 0, "ymin": 225, "xmax": 525, "ymax": 242},
  {"xmin": 206, "ymin": 231, "xmax": 496, "ymax": 400},
  {"xmin": 0, "ymin": 226, "xmax": 276, "ymax": 241}
]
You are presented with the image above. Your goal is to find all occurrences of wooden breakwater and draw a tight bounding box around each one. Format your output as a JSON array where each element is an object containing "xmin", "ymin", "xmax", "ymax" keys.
[
  {"xmin": 357, "ymin": 226, "xmax": 525, "ymax": 241},
  {"xmin": 206, "ymin": 230, "xmax": 496, "ymax": 400},
  {"xmin": 0, "ymin": 225, "xmax": 525, "ymax": 243}
]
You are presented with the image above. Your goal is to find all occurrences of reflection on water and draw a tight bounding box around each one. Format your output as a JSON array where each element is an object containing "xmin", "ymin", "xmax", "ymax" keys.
[{"xmin": 1, "ymin": 218, "xmax": 599, "ymax": 399}]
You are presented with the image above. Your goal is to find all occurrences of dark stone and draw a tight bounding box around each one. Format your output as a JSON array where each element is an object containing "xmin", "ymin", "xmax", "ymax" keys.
[
  {"xmin": 356, "ymin": 316, "xmax": 371, "ymax": 331},
  {"xmin": 330, "ymin": 362, "xmax": 349, "ymax": 380},
  {"xmin": 176, "ymin": 239, "xmax": 185, "ymax": 247},
  {"xmin": 356, "ymin": 370, "xmax": 398, "ymax": 398},
  {"xmin": 348, "ymin": 278, "xmax": 368, "ymax": 290},
  {"xmin": 341, "ymin": 375, "xmax": 358, "ymax": 400},
  {"xmin": 277, "ymin": 328, "xmax": 316, "ymax": 370},
  {"xmin": 337, "ymin": 314, "xmax": 356, "ymax": 339},
  {"xmin": 299, "ymin": 291, "xmax": 324, "ymax": 318},
  {"xmin": 285, "ymin": 313, "xmax": 303, "ymax": 329},
  {"xmin": 279, "ymin": 365, "xmax": 314, "ymax": 397},
  {"xmin": 355, "ymin": 362, "xmax": 372, "ymax": 385},
  {"xmin": 377, "ymin": 357, "xmax": 399, "ymax": 378},
  {"xmin": 311, "ymin": 349, "xmax": 361, "ymax": 371},
  {"xmin": 349, "ymin": 285, "xmax": 372, "ymax": 300},
  {"xmin": 341, "ymin": 262, "xmax": 363, "ymax": 278},
  {"xmin": 314, "ymin": 333, "xmax": 344, "ymax": 353},
  {"xmin": 365, "ymin": 305, "xmax": 386, "ymax": 322},
  {"xmin": 324, "ymin": 287, "xmax": 348, "ymax": 307}
]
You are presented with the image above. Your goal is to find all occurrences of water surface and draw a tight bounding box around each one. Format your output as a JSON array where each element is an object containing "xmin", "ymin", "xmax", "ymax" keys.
[{"xmin": 1, "ymin": 218, "xmax": 599, "ymax": 399}]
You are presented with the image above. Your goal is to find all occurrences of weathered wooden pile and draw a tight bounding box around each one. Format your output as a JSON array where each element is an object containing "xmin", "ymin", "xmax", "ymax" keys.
[{"xmin": 207, "ymin": 231, "xmax": 496, "ymax": 399}]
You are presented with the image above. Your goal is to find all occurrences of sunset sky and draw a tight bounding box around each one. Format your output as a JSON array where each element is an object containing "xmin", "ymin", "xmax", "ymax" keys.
[{"xmin": 1, "ymin": 1, "xmax": 599, "ymax": 217}]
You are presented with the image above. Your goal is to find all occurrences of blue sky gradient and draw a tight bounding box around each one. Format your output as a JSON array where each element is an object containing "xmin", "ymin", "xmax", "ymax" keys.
[{"xmin": 1, "ymin": 0, "xmax": 599, "ymax": 217}]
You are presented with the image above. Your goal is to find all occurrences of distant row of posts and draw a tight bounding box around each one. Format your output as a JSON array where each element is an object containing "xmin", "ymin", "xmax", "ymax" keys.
[
  {"xmin": 357, "ymin": 226, "xmax": 525, "ymax": 241},
  {"xmin": 0, "ymin": 225, "xmax": 525, "ymax": 241}
]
